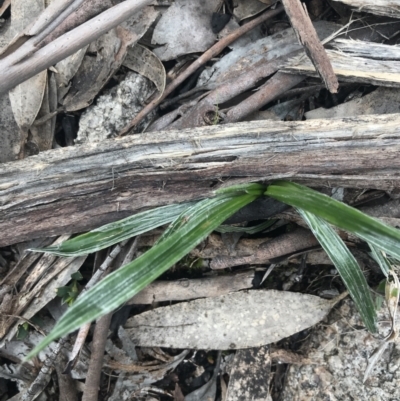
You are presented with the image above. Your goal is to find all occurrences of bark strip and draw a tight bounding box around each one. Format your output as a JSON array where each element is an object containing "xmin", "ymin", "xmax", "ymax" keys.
[{"xmin": 1, "ymin": 115, "xmax": 400, "ymax": 246}]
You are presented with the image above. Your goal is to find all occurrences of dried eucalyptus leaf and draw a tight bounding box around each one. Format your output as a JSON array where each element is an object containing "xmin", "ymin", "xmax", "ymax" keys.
[
  {"xmin": 125, "ymin": 290, "xmax": 343, "ymax": 350},
  {"xmin": 54, "ymin": 45, "xmax": 88, "ymax": 103},
  {"xmin": 0, "ymin": 21, "xmax": 16, "ymax": 162},
  {"xmin": 234, "ymin": 0, "xmax": 271, "ymax": 21},
  {"xmin": 152, "ymin": 0, "xmax": 218, "ymax": 61},
  {"xmin": 123, "ymin": 44, "xmax": 166, "ymax": 99},
  {"xmin": 0, "ymin": 93, "xmax": 20, "ymax": 162},
  {"xmin": 9, "ymin": 0, "xmax": 46, "ymax": 131},
  {"xmin": 48, "ymin": 72, "xmax": 57, "ymax": 138},
  {"xmin": 0, "ymin": 18, "xmax": 11, "ymax": 51},
  {"xmin": 62, "ymin": 5, "xmax": 158, "ymax": 111},
  {"xmin": 62, "ymin": 28, "xmax": 125, "ymax": 111},
  {"xmin": 119, "ymin": 4, "xmax": 159, "ymax": 39},
  {"xmin": 30, "ymin": 74, "xmax": 55, "ymax": 151}
]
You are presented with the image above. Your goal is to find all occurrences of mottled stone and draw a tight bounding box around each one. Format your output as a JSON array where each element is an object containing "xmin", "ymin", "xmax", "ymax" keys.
[
  {"xmin": 76, "ymin": 72, "xmax": 156, "ymax": 144},
  {"xmin": 281, "ymin": 299, "xmax": 400, "ymax": 400}
]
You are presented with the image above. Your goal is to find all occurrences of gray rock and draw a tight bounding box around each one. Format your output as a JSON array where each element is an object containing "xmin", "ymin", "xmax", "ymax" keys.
[{"xmin": 281, "ymin": 299, "xmax": 400, "ymax": 401}]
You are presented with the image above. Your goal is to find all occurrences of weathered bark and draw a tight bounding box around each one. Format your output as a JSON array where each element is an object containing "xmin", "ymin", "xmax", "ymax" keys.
[
  {"xmin": 284, "ymin": 42, "xmax": 400, "ymax": 87},
  {"xmin": 331, "ymin": 0, "xmax": 400, "ymax": 18},
  {"xmin": 331, "ymin": 38, "xmax": 400, "ymax": 59},
  {"xmin": 1, "ymin": 115, "xmax": 400, "ymax": 246},
  {"xmin": 281, "ymin": 0, "xmax": 338, "ymax": 93}
]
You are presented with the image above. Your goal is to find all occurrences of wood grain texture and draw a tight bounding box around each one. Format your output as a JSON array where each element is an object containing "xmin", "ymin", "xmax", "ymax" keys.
[
  {"xmin": 331, "ymin": 0, "xmax": 400, "ymax": 18},
  {"xmin": 284, "ymin": 48, "xmax": 400, "ymax": 87},
  {"xmin": 1, "ymin": 115, "xmax": 400, "ymax": 246},
  {"xmin": 331, "ymin": 38, "xmax": 400, "ymax": 60},
  {"xmin": 281, "ymin": 0, "xmax": 338, "ymax": 92}
]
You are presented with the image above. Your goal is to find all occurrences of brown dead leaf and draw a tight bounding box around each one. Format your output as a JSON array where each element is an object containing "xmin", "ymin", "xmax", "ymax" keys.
[
  {"xmin": 123, "ymin": 44, "xmax": 166, "ymax": 100},
  {"xmin": 30, "ymin": 73, "xmax": 57, "ymax": 151},
  {"xmin": 234, "ymin": 0, "xmax": 271, "ymax": 20},
  {"xmin": 54, "ymin": 45, "xmax": 88, "ymax": 103},
  {"xmin": 9, "ymin": 0, "xmax": 47, "ymax": 132},
  {"xmin": 0, "ymin": 93, "xmax": 20, "ymax": 162},
  {"xmin": 61, "ymin": 27, "xmax": 127, "ymax": 111},
  {"xmin": 62, "ymin": 5, "xmax": 158, "ymax": 111},
  {"xmin": 152, "ymin": 0, "xmax": 218, "ymax": 61},
  {"xmin": 173, "ymin": 383, "xmax": 185, "ymax": 401},
  {"xmin": 0, "ymin": 18, "xmax": 11, "ymax": 51}
]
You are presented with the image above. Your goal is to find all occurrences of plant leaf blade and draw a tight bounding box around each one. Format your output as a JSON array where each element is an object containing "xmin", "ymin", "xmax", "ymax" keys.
[
  {"xmin": 298, "ymin": 209, "xmax": 377, "ymax": 332},
  {"xmin": 30, "ymin": 202, "xmax": 196, "ymax": 256},
  {"xmin": 25, "ymin": 185, "xmax": 263, "ymax": 360},
  {"xmin": 368, "ymin": 243, "xmax": 390, "ymax": 277},
  {"xmin": 265, "ymin": 181, "xmax": 400, "ymax": 261}
]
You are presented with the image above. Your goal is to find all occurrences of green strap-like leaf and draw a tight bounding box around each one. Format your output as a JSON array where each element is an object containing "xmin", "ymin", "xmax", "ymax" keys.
[
  {"xmin": 265, "ymin": 181, "xmax": 400, "ymax": 260},
  {"xmin": 215, "ymin": 219, "xmax": 275, "ymax": 234},
  {"xmin": 25, "ymin": 185, "xmax": 264, "ymax": 360},
  {"xmin": 368, "ymin": 243, "xmax": 390, "ymax": 277},
  {"xmin": 298, "ymin": 209, "xmax": 377, "ymax": 333},
  {"xmin": 29, "ymin": 202, "xmax": 196, "ymax": 256}
]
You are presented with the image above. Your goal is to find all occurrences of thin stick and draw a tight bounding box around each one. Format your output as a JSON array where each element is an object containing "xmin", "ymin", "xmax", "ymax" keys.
[
  {"xmin": 0, "ymin": 0, "xmax": 153, "ymax": 95},
  {"xmin": 281, "ymin": 0, "xmax": 338, "ymax": 92},
  {"xmin": 225, "ymin": 72, "xmax": 305, "ymax": 123},
  {"xmin": 81, "ymin": 312, "xmax": 113, "ymax": 401},
  {"xmin": 64, "ymin": 239, "xmax": 135, "ymax": 373},
  {"xmin": 0, "ymin": 0, "xmax": 86, "ymax": 63},
  {"xmin": 117, "ymin": 5, "xmax": 284, "ymax": 136},
  {"xmin": 0, "ymin": 0, "xmax": 10, "ymax": 18},
  {"xmin": 22, "ymin": 338, "xmax": 68, "ymax": 401}
]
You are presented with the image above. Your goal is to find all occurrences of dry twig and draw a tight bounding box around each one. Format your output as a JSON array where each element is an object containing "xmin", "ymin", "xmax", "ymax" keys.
[
  {"xmin": 281, "ymin": 0, "xmax": 339, "ymax": 92},
  {"xmin": 210, "ymin": 228, "xmax": 319, "ymax": 269},
  {"xmin": 117, "ymin": 5, "xmax": 285, "ymax": 135},
  {"xmin": 0, "ymin": 0, "xmax": 154, "ymax": 94},
  {"xmin": 82, "ymin": 313, "xmax": 113, "ymax": 401}
]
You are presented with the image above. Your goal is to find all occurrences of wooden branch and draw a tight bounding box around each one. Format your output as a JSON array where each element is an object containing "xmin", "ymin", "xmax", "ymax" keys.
[
  {"xmin": 284, "ymin": 47, "xmax": 400, "ymax": 87},
  {"xmin": 0, "ymin": 0, "xmax": 153, "ymax": 95},
  {"xmin": 281, "ymin": 0, "xmax": 338, "ymax": 93},
  {"xmin": 331, "ymin": 38, "xmax": 400, "ymax": 59},
  {"xmin": 331, "ymin": 0, "xmax": 400, "ymax": 18},
  {"xmin": 117, "ymin": 6, "xmax": 284, "ymax": 135},
  {"xmin": 2, "ymin": 116, "xmax": 400, "ymax": 246},
  {"xmin": 0, "ymin": 0, "xmax": 10, "ymax": 18}
]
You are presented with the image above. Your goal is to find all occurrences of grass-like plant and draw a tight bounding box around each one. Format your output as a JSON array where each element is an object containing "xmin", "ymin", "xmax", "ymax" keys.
[{"xmin": 25, "ymin": 181, "xmax": 400, "ymax": 360}]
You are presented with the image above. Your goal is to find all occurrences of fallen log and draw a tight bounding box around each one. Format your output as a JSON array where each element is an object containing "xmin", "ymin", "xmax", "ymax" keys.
[{"xmin": 1, "ymin": 114, "xmax": 400, "ymax": 246}]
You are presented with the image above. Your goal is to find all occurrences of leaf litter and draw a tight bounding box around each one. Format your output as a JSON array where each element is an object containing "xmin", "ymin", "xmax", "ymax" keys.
[{"xmin": 2, "ymin": 0, "xmax": 400, "ymax": 400}]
